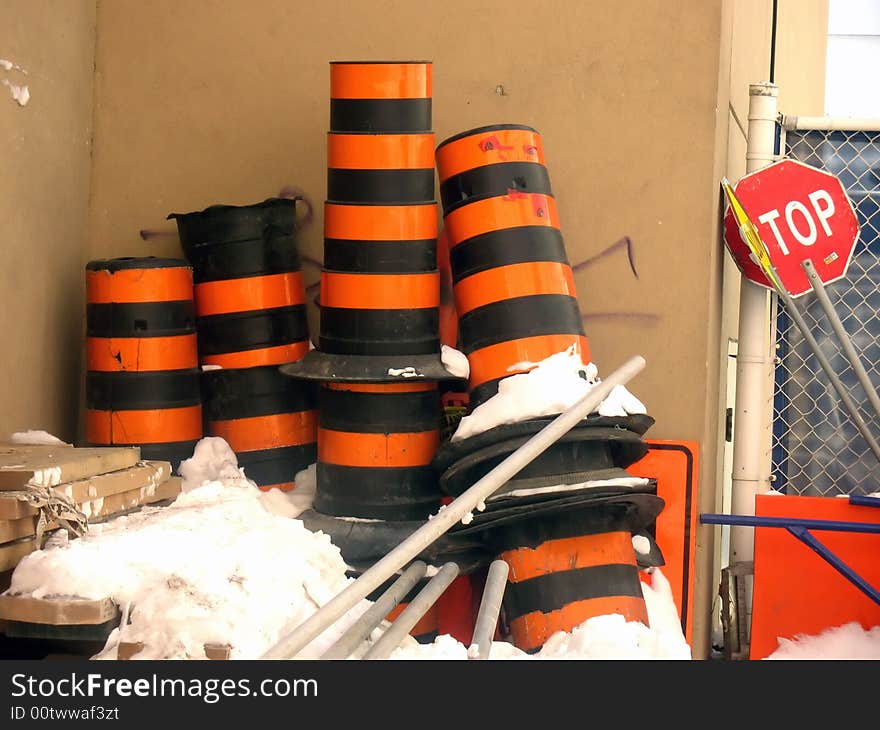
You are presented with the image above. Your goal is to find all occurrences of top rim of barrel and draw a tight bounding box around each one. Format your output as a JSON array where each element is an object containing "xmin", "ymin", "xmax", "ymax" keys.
[
  {"xmin": 86, "ymin": 257, "xmax": 191, "ymax": 272},
  {"xmin": 436, "ymin": 124, "xmax": 540, "ymax": 150},
  {"xmin": 166, "ymin": 197, "xmax": 295, "ymax": 222},
  {"xmin": 329, "ymin": 60, "xmax": 432, "ymax": 65}
]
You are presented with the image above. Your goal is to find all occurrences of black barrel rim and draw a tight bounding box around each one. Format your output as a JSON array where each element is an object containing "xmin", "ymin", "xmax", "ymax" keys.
[{"xmin": 436, "ymin": 123, "xmax": 540, "ymax": 151}]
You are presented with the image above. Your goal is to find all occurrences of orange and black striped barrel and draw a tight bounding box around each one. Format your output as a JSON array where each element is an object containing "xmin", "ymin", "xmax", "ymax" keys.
[
  {"xmin": 315, "ymin": 382, "xmax": 441, "ymax": 520},
  {"xmin": 169, "ymin": 199, "xmax": 311, "ymax": 369},
  {"xmin": 439, "ymin": 190, "xmax": 588, "ymax": 407},
  {"xmin": 85, "ymin": 257, "xmax": 202, "ymax": 467},
  {"xmin": 202, "ymin": 365, "xmax": 317, "ymax": 491},
  {"xmin": 320, "ymin": 202, "xmax": 439, "ymax": 355},
  {"xmin": 327, "ymin": 132, "xmax": 435, "ymax": 204},
  {"xmin": 436, "ymin": 124, "xmax": 552, "ymax": 216},
  {"xmin": 494, "ymin": 512, "xmax": 648, "ymax": 652},
  {"xmin": 330, "ymin": 61, "xmax": 431, "ymax": 133}
]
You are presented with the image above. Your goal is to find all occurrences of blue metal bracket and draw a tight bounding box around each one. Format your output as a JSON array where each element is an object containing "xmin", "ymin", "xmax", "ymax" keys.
[{"xmin": 700, "ymin": 510, "xmax": 880, "ymax": 607}]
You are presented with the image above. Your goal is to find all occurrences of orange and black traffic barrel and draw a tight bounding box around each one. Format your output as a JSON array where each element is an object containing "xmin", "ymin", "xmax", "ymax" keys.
[
  {"xmin": 315, "ymin": 382, "xmax": 441, "ymax": 521},
  {"xmin": 85, "ymin": 257, "xmax": 202, "ymax": 467},
  {"xmin": 329, "ymin": 61, "xmax": 432, "ymax": 134},
  {"xmin": 495, "ymin": 511, "xmax": 650, "ymax": 652},
  {"xmin": 202, "ymin": 365, "xmax": 317, "ymax": 491},
  {"xmin": 168, "ymin": 198, "xmax": 310, "ymax": 369}
]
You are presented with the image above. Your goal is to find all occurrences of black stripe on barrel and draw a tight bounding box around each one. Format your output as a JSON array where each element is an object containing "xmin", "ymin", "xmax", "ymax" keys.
[
  {"xmin": 201, "ymin": 365, "xmax": 317, "ymax": 422},
  {"xmin": 323, "ymin": 238, "xmax": 437, "ymax": 274},
  {"xmin": 450, "ymin": 226, "xmax": 570, "ymax": 285},
  {"xmin": 318, "ymin": 306, "xmax": 439, "ymax": 356},
  {"xmin": 327, "ymin": 169, "xmax": 435, "ymax": 204},
  {"xmin": 457, "ymin": 294, "xmax": 585, "ymax": 354},
  {"xmin": 86, "ymin": 370, "xmax": 202, "ymax": 411},
  {"xmin": 196, "ymin": 305, "xmax": 310, "ymax": 356},
  {"xmin": 168, "ymin": 198, "xmax": 297, "ymax": 250},
  {"xmin": 184, "ymin": 234, "xmax": 302, "ymax": 284},
  {"xmin": 236, "ymin": 444, "xmax": 318, "ymax": 489},
  {"xmin": 87, "ymin": 301, "xmax": 196, "ymax": 338},
  {"xmin": 440, "ymin": 162, "xmax": 552, "ymax": 216},
  {"xmin": 330, "ymin": 99, "xmax": 432, "ymax": 134}
]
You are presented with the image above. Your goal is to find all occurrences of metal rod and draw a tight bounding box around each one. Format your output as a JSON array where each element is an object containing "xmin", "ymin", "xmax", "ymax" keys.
[
  {"xmin": 782, "ymin": 115, "xmax": 880, "ymax": 132},
  {"xmin": 775, "ymin": 279, "xmax": 880, "ymax": 465},
  {"xmin": 802, "ymin": 258, "xmax": 880, "ymax": 423},
  {"xmin": 362, "ymin": 563, "xmax": 460, "ymax": 660},
  {"xmin": 468, "ymin": 559, "xmax": 509, "ymax": 660},
  {"xmin": 260, "ymin": 354, "xmax": 647, "ymax": 659},
  {"xmin": 320, "ymin": 561, "xmax": 427, "ymax": 660},
  {"xmin": 850, "ymin": 495, "xmax": 880, "ymax": 509},
  {"xmin": 787, "ymin": 526, "xmax": 880, "ymax": 606},
  {"xmin": 700, "ymin": 513, "xmax": 880, "ymax": 533}
]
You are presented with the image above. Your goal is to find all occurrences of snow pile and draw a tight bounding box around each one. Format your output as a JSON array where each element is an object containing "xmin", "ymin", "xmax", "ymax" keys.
[
  {"xmin": 178, "ymin": 437, "xmax": 245, "ymax": 491},
  {"xmin": 441, "ymin": 345, "xmax": 470, "ymax": 379},
  {"xmin": 767, "ymin": 622, "xmax": 880, "ymax": 660},
  {"xmin": 259, "ymin": 463, "xmax": 317, "ymax": 519},
  {"xmin": 9, "ymin": 430, "xmax": 68, "ymax": 446},
  {"xmin": 8, "ymin": 444, "xmax": 358, "ymax": 660},
  {"xmin": 452, "ymin": 346, "xmax": 647, "ymax": 441},
  {"xmin": 391, "ymin": 568, "xmax": 691, "ymax": 660},
  {"xmin": 388, "ymin": 366, "xmax": 423, "ymax": 378}
]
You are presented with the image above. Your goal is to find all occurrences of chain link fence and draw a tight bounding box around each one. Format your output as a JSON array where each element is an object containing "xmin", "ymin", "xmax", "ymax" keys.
[{"xmin": 772, "ymin": 125, "xmax": 880, "ymax": 496}]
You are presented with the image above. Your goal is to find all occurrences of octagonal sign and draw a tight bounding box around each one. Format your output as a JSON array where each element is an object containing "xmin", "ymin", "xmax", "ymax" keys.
[{"xmin": 723, "ymin": 159, "xmax": 860, "ymax": 297}]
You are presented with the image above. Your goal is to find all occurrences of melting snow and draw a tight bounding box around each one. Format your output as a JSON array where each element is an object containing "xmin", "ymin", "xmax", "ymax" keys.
[
  {"xmin": 441, "ymin": 345, "xmax": 469, "ymax": 379},
  {"xmin": 452, "ymin": 346, "xmax": 647, "ymax": 441},
  {"xmin": 387, "ymin": 366, "xmax": 422, "ymax": 378},
  {"xmin": 767, "ymin": 622, "xmax": 880, "ymax": 660},
  {"xmin": 9, "ymin": 430, "xmax": 68, "ymax": 446}
]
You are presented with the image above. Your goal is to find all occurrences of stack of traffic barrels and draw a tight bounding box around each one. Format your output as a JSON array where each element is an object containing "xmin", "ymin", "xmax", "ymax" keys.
[
  {"xmin": 168, "ymin": 198, "xmax": 317, "ymax": 490},
  {"xmin": 281, "ymin": 61, "xmax": 473, "ymax": 643},
  {"xmin": 85, "ymin": 257, "xmax": 202, "ymax": 469},
  {"xmin": 433, "ymin": 124, "xmax": 664, "ymax": 652}
]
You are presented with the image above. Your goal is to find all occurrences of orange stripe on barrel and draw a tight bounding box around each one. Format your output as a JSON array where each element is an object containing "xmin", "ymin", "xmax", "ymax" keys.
[
  {"xmin": 194, "ymin": 272, "xmax": 305, "ymax": 317},
  {"xmin": 86, "ymin": 267, "xmax": 193, "ymax": 304},
  {"xmin": 321, "ymin": 272, "xmax": 439, "ymax": 310},
  {"xmin": 436, "ymin": 128, "xmax": 546, "ymax": 182},
  {"xmin": 453, "ymin": 262, "xmax": 576, "ymax": 317},
  {"xmin": 200, "ymin": 341, "xmax": 310, "ymax": 369},
  {"xmin": 86, "ymin": 405, "xmax": 202, "ymax": 444},
  {"xmin": 504, "ymin": 533, "xmax": 637, "ymax": 583},
  {"xmin": 466, "ymin": 334, "xmax": 590, "ymax": 391},
  {"xmin": 318, "ymin": 428, "xmax": 439, "ymax": 468},
  {"xmin": 86, "ymin": 334, "xmax": 198, "ymax": 372},
  {"xmin": 507, "ymin": 596, "xmax": 650, "ymax": 652},
  {"xmin": 259, "ymin": 482, "xmax": 296, "ymax": 493},
  {"xmin": 330, "ymin": 62, "xmax": 431, "ymax": 100},
  {"xmin": 324, "ymin": 202, "xmax": 437, "ymax": 241},
  {"xmin": 208, "ymin": 411, "xmax": 317, "ymax": 453},
  {"xmin": 328, "ymin": 133, "xmax": 435, "ymax": 170},
  {"xmin": 444, "ymin": 193, "xmax": 559, "ymax": 247}
]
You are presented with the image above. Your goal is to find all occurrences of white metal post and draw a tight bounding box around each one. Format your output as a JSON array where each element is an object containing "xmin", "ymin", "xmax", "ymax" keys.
[{"xmin": 729, "ymin": 82, "xmax": 778, "ymax": 642}]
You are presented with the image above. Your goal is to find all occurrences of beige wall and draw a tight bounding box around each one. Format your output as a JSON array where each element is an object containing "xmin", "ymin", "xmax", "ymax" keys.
[
  {"xmin": 776, "ymin": 0, "xmax": 829, "ymax": 115},
  {"xmin": 0, "ymin": 0, "xmax": 96, "ymax": 442}
]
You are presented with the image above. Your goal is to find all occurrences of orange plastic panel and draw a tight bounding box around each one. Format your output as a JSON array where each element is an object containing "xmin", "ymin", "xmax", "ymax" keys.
[
  {"xmin": 87, "ymin": 267, "xmax": 192, "ymax": 304},
  {"xmin": 750, "ymin": 493, "xmax": 880, "ymax": 659},
  {"xmin": 453, "ymin": 261, "xmax": 576, "ymax": 316}
]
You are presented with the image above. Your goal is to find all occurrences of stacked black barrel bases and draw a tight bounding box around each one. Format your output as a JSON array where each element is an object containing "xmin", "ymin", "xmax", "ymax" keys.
[
  {"xmin": 85, "ymin": 257, "xmax": 202, "ymax": 469},
  {"xmin": 432, "ymin": 124, "xmax": 666, "ymax": 652},
  {"xmin": 282, "ymin": 61, "xmax": 469, "ymax": 575},
  {"xmin": 169, "ymin": 198, "xmax": 317, "ymax": 491}
]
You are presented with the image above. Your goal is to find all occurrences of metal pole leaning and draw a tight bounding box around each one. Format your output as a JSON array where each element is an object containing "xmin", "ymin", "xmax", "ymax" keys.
[
  {"xmin": 260, "ymin": 354, "xmax": 647, "ymax": 659},
  {"xmin": 362, "ymin": 562, "xmax": 460, "ymax": 660},
  {"xmin": 320, "ymin": 561, "xmax": 428, "ymax": 660},
  {"xmin": 468, "ymin": 559, "xmax": 509, "ymax": 660},
  {"xmin": 802, "ymin": 258, "xmax": 880, "ymax": 423},
  {"xmin": 774, "ymin": 276, "xmax": 880, "ymax": 465}
]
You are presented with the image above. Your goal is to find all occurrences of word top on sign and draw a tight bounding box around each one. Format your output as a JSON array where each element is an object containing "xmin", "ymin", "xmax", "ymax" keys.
[{"xmin": 723, "ymin": 159, "xmax": 860, "ymax": 297}]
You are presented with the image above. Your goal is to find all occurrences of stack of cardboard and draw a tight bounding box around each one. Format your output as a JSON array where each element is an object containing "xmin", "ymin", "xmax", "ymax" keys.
[{"xmin": 0, "ymin": 442, "xmax": 182, "ymax": 573}]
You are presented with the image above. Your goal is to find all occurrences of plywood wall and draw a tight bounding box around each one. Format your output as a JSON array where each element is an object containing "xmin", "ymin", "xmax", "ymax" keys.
[{"xmin": 0, "ymin": 0, "xmax": 97, "ymax": 442}]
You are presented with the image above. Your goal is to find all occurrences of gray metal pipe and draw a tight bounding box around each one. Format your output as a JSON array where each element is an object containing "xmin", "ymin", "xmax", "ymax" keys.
[
  {"xmin": 260, "ymin": 355, "xmax": 647, "ymax": 659},
  {"xmin": 320, "ymin": 561, "xmax": 428, "ymax": 660},
  {"xmin": 802, "ymin": 258, "xmax": 880, "ymax": 423},
  {"xmin": 468, "ymin": 559, "xmax": 509, "ymax": 660},
  {"xmin": 362, "ymin": 562, "xmax": 460, "ymax": 660},
  {"xmin": 775, "ymin": 275, "xmax": 880, "ymax": 464}
]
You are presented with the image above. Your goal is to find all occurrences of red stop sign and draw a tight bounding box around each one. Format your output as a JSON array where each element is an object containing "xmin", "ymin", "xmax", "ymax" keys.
[{"xmin": 723, "ymin": 159, "xmax": 860, "ymax": 297}]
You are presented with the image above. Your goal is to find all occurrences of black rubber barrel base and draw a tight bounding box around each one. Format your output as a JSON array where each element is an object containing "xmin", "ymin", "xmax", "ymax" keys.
[
  {"xmin": 236, "ymin": 444, "xmax": 317, "ymax": 488},
  {"xmin": 279, "ymin": 349, "xmax": 466, "ymax": 383}
]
